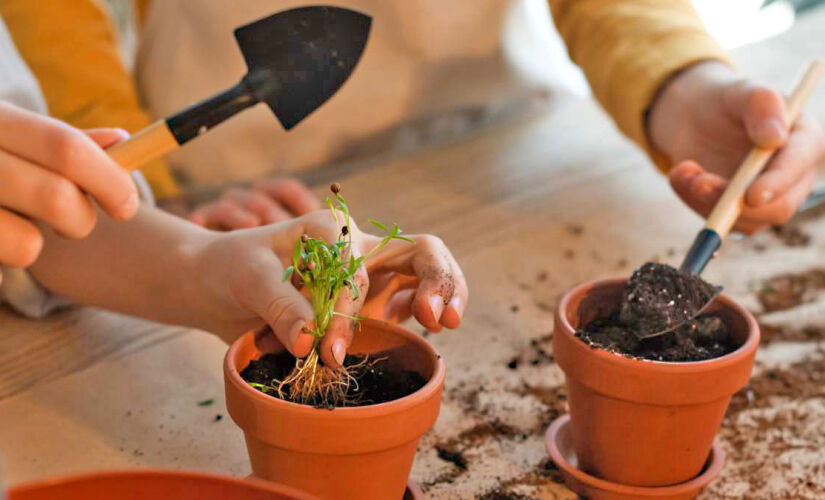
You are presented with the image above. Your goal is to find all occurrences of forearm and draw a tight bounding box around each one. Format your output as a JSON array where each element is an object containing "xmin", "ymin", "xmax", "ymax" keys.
[
  {"xmin": 29, "ymin": 204, "xmax": 216, "ymax": 329},
  {"xmin": 550, "ymin": 0, "xmax": 733, "ymax": 166}
]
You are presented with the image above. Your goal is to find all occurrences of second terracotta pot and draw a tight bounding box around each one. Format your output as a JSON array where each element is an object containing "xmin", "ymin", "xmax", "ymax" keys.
[
  {"xmin": 553, "ymin": 278, "xmax": 759, "ymax": 487},
  {"xmin": 224, "ymin": 319, "xmax": 446, "ymax": 500}
]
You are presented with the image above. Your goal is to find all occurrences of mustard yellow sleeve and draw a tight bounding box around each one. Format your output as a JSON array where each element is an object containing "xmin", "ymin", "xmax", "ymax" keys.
[
  {"xmin": 0, "ymin": 0, "xmax": 180, "ymax": 198},
  {"xmin": 550, "ymin": 0, "xmax": 735, "ymax": 170}
]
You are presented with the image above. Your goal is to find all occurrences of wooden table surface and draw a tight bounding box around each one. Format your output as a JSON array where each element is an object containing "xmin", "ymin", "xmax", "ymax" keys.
[{"xmin": 4, "ymin": 7, "xmax": 825, "ymax": 499}]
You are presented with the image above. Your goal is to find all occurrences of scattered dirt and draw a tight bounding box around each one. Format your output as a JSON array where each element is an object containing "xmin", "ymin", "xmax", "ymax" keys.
[
  {"xmin": 426, "ymin": 419, "xmax": 523, "ymax": 486},
  {"xmin": 756, "ymin": 269, "xmax": 825, "ymax": 313},
  {"xmin": 435, "ymin": 446, "xmax": 468, "ymax": 470},
  {"xmin": 709, "ymin": 356, "xmax": 825, "ymax": 499},
  {"xmin": 565, "ymin": 224, "xmax": 584, "ymax": 236},
  {"xmin": 728, "ymin": 356, "xmax": 825, "ymax": 418},
  {"xmin": 240, "ymin": 351, "xmax": 426, "ymax": 408},
  {"xmin": 515, "ymin": 383, "xmax": 568, "ymax": 432},
  {"xmin": 757, "ymin": 321, "xmax": 825, "ymax": 344},
  {"xmin": 505, "ymin": 334, "xmax": 554, "ymax": 370},
  {"xmin": 477, "ymin": 458, "xmax": 568, "ymax": 499},
  {"xmin": 771, "ymin": 224, "xmax": 811, "ymax": 247}
]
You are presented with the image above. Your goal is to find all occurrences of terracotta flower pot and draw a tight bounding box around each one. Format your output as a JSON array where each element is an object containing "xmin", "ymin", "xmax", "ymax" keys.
[
  {"xmin": 7, "ymin": 470, "xmax": 316, "ymax": 500},
  {"xmin": 224, "ymin": 319, "xmax": 446, "ymax": 500},
  {"xmin": 553, "ymin": 278, "xmax": 759, "ymax": 487}
]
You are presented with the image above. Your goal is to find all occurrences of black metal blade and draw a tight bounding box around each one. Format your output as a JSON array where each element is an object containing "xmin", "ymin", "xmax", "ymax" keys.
[{"xmin": 235, "ymin": 6, "xmax": 372, "ymax": 130}]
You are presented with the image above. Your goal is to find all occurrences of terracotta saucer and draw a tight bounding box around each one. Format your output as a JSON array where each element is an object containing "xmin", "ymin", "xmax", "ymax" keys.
[
  {"xmin": 405, "ymin": 480, "xmax": 426, "ymax": 499},
  {"xmin": 545, "ymin": 414, "xmax": 725, "ymax": 500}
]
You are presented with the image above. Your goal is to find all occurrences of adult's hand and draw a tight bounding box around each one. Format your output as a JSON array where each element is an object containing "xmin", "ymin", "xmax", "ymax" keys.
[
  {"xmin": 649, "ymin": 61, "xmax": 825, "ymax": 234},
  {"xmin": 188, "ymin": 177, "xmax": 322, "ymax": 230},
  {"xmin": 0, "ymin": 102, "xmax": 138, "ymax": 282}
]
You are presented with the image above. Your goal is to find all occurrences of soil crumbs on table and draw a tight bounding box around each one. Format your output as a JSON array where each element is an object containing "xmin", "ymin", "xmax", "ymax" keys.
[
  {"xmin": 241, "ymin": 351, "xmax": 426, "ymax": 408},
  {"xmin": 576, "ymin": 263, "xmax": 736, "ymax": 361}
]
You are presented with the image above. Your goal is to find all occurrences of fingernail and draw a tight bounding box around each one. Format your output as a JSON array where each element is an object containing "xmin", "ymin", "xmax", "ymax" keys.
[
  {"xmin": 429, "ymin": 295, "xmax": 445, "ymax": 322},
  {"xmin": 121, "ymin": 190, "xmax": 139, "ymax": 218},
  {"xmin": 291, "ymin": 320, "xmax": 315, "ymax": 357},
  {"xmin": 695, "ymin": 181, "xmax": 714, "ymax": 199},
  {"xmin": 448, "ymin": 296, "xmax": 465, "ymax": 317},
  {"xmin": 754, "ymin": 119, "xmax": 786, "ymax": 145},
  {"xmin": 333, "ymin": 339, "xmax": 346, "ymax": 366},
  {"xmin": 761, "ymin": 190, "xmax": 774, "ymax": 203}
]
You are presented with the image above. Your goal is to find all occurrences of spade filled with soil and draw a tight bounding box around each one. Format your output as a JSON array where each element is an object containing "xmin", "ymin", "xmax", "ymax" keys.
[
  {"xmin": 224, "ymin": 318, "xmax": 445, "ymax": 500},
  {"xmin": 577, "ymin": 263, "xmax": 734, "ymax": 362},
  {"xmin": 552, "ymin": 274, "xmax": 758, "ymax": 487}
]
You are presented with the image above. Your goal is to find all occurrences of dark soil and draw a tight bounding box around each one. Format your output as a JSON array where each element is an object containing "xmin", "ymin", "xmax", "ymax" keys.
[
  {"xmin": 577, "ymin": 263, "xmax": 736, "ymax": 362},
  {"xmin": 240, "ymin": 351, "xmax": 426, "ymax": 408},
  {"xmin": 578, "ymin": 312, "xmax": 734, "ymax": 362},
  {"xmin": 620, "ymin": 262, "xmax": 719, "ymax": 337}
]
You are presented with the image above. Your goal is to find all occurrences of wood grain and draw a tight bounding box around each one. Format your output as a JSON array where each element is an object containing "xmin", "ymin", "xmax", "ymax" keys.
[{"xmin": 107, "ymin": 120, "xmax": 178, "ymax": 171}]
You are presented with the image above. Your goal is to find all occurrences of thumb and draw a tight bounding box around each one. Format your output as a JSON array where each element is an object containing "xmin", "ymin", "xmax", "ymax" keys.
[
  {"xmin": 235, "ymin": 259, "xmax": 317, "ymax": 358},
  {"xmin": 84, "ymin": 128, "xmax": 131, "ymax": 149},
  {"xmin": 725, "ymin": 82, "xmax": 788, "ymax": 148}
]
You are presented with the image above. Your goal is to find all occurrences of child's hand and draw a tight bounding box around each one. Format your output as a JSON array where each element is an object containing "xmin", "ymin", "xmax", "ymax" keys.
[
  {"xmin": 192, "ymin": 210, "xmax": 467, "ymax": 367},
  {"xmin": 648, "ymin": 61, "xmax": 825, "ymax": 234},
  {"xmin": 188, "ymin": 177, "xmax": 322, "ymax": 230},
  {"xmin": 0, "ymin": 103, "xmax": 138, "ymax": 281}
]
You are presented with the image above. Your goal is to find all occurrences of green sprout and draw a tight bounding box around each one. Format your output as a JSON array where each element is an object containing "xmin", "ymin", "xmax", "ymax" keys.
[{"xmin": 258, "ymin": 183, "xmax": 413, "ymax": 406}]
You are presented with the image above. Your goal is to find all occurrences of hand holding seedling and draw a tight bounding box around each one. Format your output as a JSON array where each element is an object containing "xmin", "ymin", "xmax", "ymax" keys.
[
  {"xmin": 649, "ymin": 61, "xmax": 825, "ymax": 234},
  {"xmin": 187, "ymin": 184, "xmax": 467, "ymax": 371}
]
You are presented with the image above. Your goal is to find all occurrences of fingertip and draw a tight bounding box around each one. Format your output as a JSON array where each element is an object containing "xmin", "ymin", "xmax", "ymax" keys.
[
  {"xmin": 669, "ymin": 161, "xmax": 703, "ymax": 187},
  {"xmin": 750, "ymin": 118, "xmax": 788, "ymax": 148},
  {"xmin": 291, "ymin": 332, "xmax": 315, "ymax": 358},
  {"xmin": 188, "ymin": 214, "xmax": 206, "ymax": 227},
  {"xmin": 440, "ymin": 296, "xmax": 464, "ymax": 329},
  {"xmin": 111, "ymin": 189, "xmax": 140, "ymax": 221},
  {"xmin": 412, "ymin": 295, "xmax": 442, "ymax": 331},
  {"xmin": 745, "ymin": 180, "xmax": 775, "ymax": 207}
]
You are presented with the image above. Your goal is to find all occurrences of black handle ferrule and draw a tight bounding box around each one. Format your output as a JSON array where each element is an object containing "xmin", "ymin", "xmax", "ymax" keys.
[
  {"xmin": 166, "ymin": 81, "xmax": 258, "ymax": 145},
  {"xmin": 680, "ymin": 228, "xmax": 722, "ymax": 276}
]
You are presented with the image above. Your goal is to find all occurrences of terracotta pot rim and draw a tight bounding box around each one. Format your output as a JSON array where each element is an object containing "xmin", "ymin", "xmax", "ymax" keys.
[
  {"xmin": 7, "ymin": 469, "xmax": 316, "ymax": 499},
  {"xmin": 224, "ymin": 318, "xmax": 447, "ymax": 419},
  {"xmin": 545, "ymin": 414, "xmax": 725, "ymax": 495},
  {"xmin": 557, "ymin": 276, "xmax": 760, "ymax": 372}
]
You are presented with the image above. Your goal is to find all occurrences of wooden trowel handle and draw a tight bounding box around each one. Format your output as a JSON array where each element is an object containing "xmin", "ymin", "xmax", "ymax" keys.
[
  {"xmin": 705, "ymin": 58, "xmax": 825, "ymax": 238},
  {"xmin": 106, "ymin": 120, "xmax": 179, "ymax": 171}
]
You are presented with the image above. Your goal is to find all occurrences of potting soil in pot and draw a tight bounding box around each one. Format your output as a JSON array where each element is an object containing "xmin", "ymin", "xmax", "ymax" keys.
[
  {"xmin": 241, "ymin": 351, "xmax": 427, "ymax": 408},
  {"xmin": 576, "ymin": 262, "xmax": 737, "ymax": 361}
]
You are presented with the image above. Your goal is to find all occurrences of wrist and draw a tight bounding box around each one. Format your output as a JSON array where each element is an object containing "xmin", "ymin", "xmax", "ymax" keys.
[
  {"xmin": 173, "ymin": 225, "xmax": 227, "ymax": 331},
  {"xmin": 648, "ymin": 61, "xmax": 738, "ymax": 156}
]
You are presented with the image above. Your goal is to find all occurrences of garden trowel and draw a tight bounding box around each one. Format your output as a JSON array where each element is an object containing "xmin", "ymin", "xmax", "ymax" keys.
[
  {"xmin": 636, "ymin": 58, "xmax": 824, "ymax": 341},
  {"xmin": 106, "ymin": 6, "xmax": 372, "ymax": 171}
]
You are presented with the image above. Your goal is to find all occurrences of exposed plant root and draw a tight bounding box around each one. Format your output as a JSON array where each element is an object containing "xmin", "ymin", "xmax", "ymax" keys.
[{"xmin": 268, "ymin": 349, "xmax": 385, "ymax": 407}]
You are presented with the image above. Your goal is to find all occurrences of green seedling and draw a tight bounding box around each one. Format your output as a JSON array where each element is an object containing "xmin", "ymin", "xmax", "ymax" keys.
[{"xmin": 253, "ymin": 183, "xmax": 412, "ymax": 407}]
